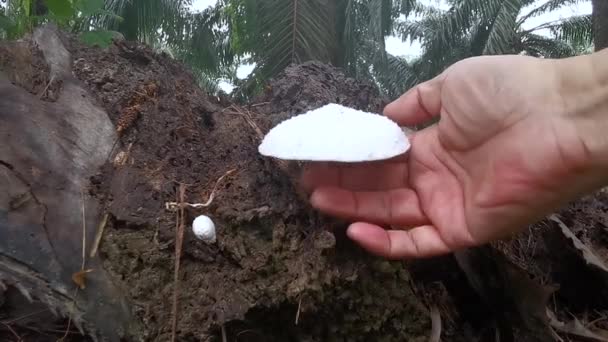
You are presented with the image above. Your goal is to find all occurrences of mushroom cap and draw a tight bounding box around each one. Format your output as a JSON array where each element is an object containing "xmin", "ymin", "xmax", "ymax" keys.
[
  {"xmin": 258, "ymin": 103, "xmax": 410, "ymax": 162},
  {"xmin": 192, "ymin": 215, "xmax": 216, "ymax": 243}
]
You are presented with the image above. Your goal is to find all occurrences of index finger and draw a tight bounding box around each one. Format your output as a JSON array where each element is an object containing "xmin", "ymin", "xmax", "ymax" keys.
[{"xmin": 384, "ymin": 74, "xmax": 445, "ymax": 126}]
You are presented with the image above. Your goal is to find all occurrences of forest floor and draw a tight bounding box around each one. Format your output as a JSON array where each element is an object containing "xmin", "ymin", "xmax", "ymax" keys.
[{"xmin": 1, "ymin": 26, "xmax": 608, "ymax": 342}]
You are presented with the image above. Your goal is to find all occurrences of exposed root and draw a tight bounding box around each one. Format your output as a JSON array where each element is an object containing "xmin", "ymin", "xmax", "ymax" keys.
[
  {"xmin": 429, "ymin": 304, "xmax": 442, "ymax": 342},
  {"xmin": 165, "ymin": 168, "xmax": 237, "ymax": 211},
  {"xmin": 221, "ymin": 324, "xmax": 227, "ymax": 342},
  {"xmin": 222, "ymin": 105, "xmax": 264, "ymax": 141}
]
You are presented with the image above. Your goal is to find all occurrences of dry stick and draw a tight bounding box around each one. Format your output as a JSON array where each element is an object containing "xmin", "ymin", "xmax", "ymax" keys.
[
  {"xmin": 89, "ymin": 213, "xmax": 109, "ymax": 258},
  {"xmin": 81, "ymin": 193, "xmax": 87, "ymax": 270},
  {"xmin": 38, "ymin": 75, "xmax": 55, "ymax": 99},
  {"xmin": 105, "ymin": 136, "xmax": 122, "ymax": 163},
  {"xmin": 170, "ymin": 184, "xmax": 187, "ymax": 342},
  {"xmin": 250, "ymin": 101, "xmax": 270, "ymax": 107},
  {"xmin": 1, "ymin": 321, "xmax": 23, "ymax": 342},
  {"xmin": 295, "ymin": 296, "xmax": 302, "ymax": 325},
  {"xmin": 1, "ymin": 309, "xmax": 50, "ymax": 325}
]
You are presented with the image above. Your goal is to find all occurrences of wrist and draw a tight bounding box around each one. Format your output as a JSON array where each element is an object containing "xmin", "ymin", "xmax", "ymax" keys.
[{"xmin": 553, "ymin": 49, "xmax": 608, "ymax": 178}]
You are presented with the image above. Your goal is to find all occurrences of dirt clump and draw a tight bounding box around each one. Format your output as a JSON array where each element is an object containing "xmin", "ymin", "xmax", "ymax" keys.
[{"xmin": 248, "ymin": 61, "xmax": 389, "ymax": 127}]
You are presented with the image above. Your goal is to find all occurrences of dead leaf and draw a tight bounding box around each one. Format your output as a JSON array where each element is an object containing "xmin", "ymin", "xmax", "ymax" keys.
[
  {"xmin": 547, "ymin": 309, "xmax": 608, "ymax": 342},
  {"xmin": 72, "ymin": 269, "xmax": 94, "ymax": 290},
  {"xmin": 549, "ymin": 215, "xmax": 608, "ymax": 272}
]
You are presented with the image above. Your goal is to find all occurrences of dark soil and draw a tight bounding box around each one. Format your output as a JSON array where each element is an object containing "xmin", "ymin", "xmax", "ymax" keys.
[
  {"xmin": 66, "ymin": 38, "xmax": 432, "ymax": 341},
  {"xmin": 247, "ymin": 61, "xmax": 389, "ymax": 126},
  {"xmin": 1, "ymin": 27, "xmax": 608, "ymax": 342}
]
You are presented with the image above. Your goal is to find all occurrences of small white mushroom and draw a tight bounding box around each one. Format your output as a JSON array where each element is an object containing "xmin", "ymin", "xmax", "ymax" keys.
[
  {"xmin": 258, "ymin": 103, "xmax": 410, "ymax": 162},
  {"xmin": 192, "ymin": 215, "xmax": 216, "ymax": 243}
]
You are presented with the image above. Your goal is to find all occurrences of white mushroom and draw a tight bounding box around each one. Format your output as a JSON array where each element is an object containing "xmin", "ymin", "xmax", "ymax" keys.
[
  {"xmin": 192, "ymin": 215, "xmax": 216, "ymax": 244},
  {"xmin": 258, "ymin": 103, "xmax": 410, "ymax": 162}
]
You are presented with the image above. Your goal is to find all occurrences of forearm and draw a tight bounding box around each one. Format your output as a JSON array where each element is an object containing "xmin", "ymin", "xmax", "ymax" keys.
[{"xmin": 555, "ymin": 48, "xmax": 608, "ymax": 177}]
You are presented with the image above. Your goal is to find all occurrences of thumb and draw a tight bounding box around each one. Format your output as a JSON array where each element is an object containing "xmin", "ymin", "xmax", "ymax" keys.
[{"xmin": 383, "ymin": 74, "xmax": 445, "ymax": 126}]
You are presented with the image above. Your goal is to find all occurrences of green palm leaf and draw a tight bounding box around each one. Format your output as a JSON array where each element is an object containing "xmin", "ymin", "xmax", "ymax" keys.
[
  {"xmin": 518, "ymin": 0, "xmax": 587, "ymax": 24},
  {"xmin": 521, "ymin": 32, "xmax": 577, "ymax": 57},
  {"xmin": 100, "ymin": 0, "xmax": 188, "ymax": 43},
  {"xmin": 480, "ymin": 0, "xmax": 523, "ymax": 54},
  {"xmin": 549, "ymin": 14, "xmax": 593, "ymax": 47}
]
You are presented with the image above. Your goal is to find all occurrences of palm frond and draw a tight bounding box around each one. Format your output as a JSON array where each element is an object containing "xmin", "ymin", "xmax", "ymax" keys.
[
  {"xmin": 100, "ymin": 0, "xmax": 188, "ymax": 43},
  {"xmin": 549, "ymin": 14, "xmax": 593, "ymax": 47},
  {"xmin": 395, "ymin": 0, "xmax": 440, "ymax": 17},
  {"xmin": 518, "ymin": 0, "xmax": 587, "ymax": 25},
  {"xmin": 230, "ymin": 0, "xmax": 334, "ymax": 81},
  {"xmin": 521, "ymin": 32, "xmax": 578, "ymax": 57},
  {"xmin": 168, "ymin": 6, "xmax": 234, "ymax": 74},
  {"xmin": 480, "ymin": 0, "xmax": 523, "ymax": 55},
  {"xmin": 373, "ymin": 53, "xmax": 420, "ymax": 98}
]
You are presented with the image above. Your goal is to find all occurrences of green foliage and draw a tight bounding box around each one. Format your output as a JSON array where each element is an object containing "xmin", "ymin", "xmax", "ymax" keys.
[
  {"xmin": 378, "ymin": 0, "xmax": 593, "ymax": 99},
  {"xmin": 77, "ymin": 0, "xmax": 105, "ymax": 16},
  {"xmin": 92, "ymin": 0, "xmax": 234, "ymax": 88},
  {"xmin": 79, "ymin": 29, "xmax": 117, "ymax": 47},
  {"xmin": 0, "ymin": 0, "xmax": 595, "ymax": 97},
  {"xmin": 1, "ymin": 0, "xmax": 34, "ymax": 39},
  {"xmin": 224, "ymin": 0, "xmax": 334, "ymax": 93},
  {"xmin": 0, "ymin": 0, "xmax": 231, "ymax": 93},
  {"xmin": 45, "ymin": 0, "xmax": 75, "ymax": 18},
  {"xmin": 224, "ymin": 0, "xmax": 400, "ymax": 99}
]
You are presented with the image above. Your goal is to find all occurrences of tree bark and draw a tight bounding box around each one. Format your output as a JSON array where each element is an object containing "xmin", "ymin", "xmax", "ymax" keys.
[
  {"xmin": 593, "ymin": 0, "xmax": 608, "ymax": 51},
  {"xmin": 0, "ymin": 24, "xmax": 135, "ymax": 341}
]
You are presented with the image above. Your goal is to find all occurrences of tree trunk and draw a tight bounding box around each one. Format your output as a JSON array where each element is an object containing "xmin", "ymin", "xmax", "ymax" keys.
[
  {"xmin": 593, "ymin": 0, "xmax": 608, "ymax": 51},
  {"xmin": 33, "ymin": 0, "xmax": 48, "ymax": 16}
]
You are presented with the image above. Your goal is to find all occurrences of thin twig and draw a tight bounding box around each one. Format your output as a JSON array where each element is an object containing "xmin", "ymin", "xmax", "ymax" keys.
[
  {"xmin": 0, "ymin": 321, "xmax": 22, "ymax": 341},
  {"xmin": 81, "ymin": 192, "xmax": 87, "ymax": 270},
  {"xmin": 59, "ymin": 189, "xmax": 89, "ymax": 341},
  {"xmin": 171, "ymin": 184, "xmax": 187, "ymax": 342},
  {"xmin": 1, "ymin": 309, "xmax": 50, "ymax": 325},
  {"xmin": 38, "ymin": 75, "xmax": 55, "ymax": 99},
  {"xmin": 89, "ymin": 213, "xmax": 109, "ymax": 258}
]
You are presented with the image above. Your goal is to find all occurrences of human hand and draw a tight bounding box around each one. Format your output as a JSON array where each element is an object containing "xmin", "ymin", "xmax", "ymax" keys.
[{"xmin": 301, "ymin": 53, "xmax": 608, "ymax": 259}]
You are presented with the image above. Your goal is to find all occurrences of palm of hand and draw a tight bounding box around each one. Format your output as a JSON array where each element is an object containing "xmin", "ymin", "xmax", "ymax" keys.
[{"xmin": 303, "ymin": 55, "xmax": 589, "ymax": 259}]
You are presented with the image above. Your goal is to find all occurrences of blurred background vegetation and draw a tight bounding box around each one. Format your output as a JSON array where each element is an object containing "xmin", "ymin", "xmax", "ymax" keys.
[{"xmin": 0, "ymin": 0, "xmax": 603, "ymax": 101}]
